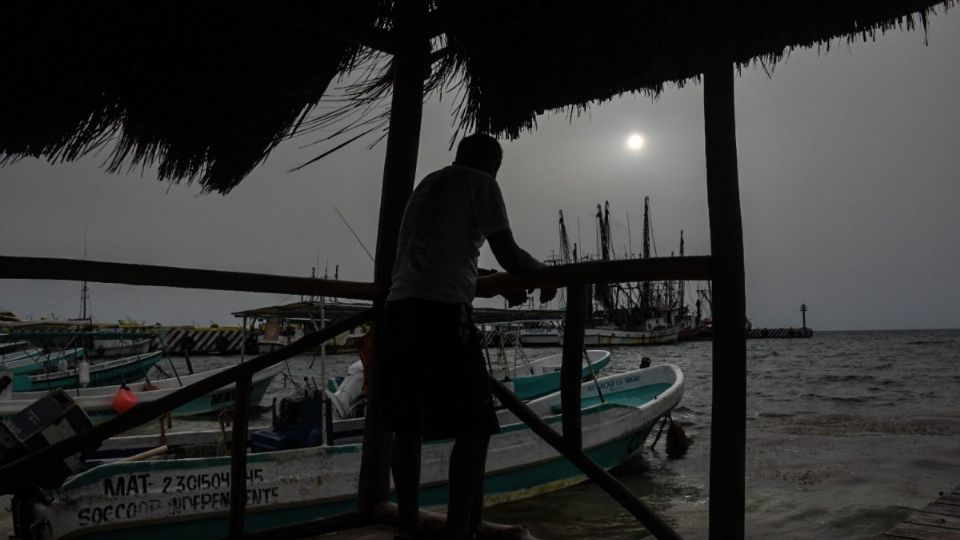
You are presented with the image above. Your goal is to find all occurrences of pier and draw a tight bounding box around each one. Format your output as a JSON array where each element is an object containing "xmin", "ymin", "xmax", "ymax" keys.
[
  {"xmin": 0, "ymin": 2, "xmax": 952, "ymax": 539},
  {"xmin": 877, "ymin": 485, "xmax": 960, "ymax": 540}
]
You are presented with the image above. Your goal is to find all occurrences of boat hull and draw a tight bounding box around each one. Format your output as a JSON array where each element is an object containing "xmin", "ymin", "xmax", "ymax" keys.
[
  {"xmin": 0, "ymin": 364, "xmax": 283, "ymax": 421},
  {"xmin": 1, "ymin": 348, "xmax": 86, "ymax": 375},
  {"xmin": 519, "ymin": 326, "xmax": 681, "ymax": 347},
  {"xmin": 29, "ymin": 365, "xmax": 683, "ymax": 540},
  {"xmin": 507, "ymin": 349, "xmax": 611, "ymax": 400},
  {"xmin": 14, "ymin": 352, "xmax": 164, "ymax": 392}
]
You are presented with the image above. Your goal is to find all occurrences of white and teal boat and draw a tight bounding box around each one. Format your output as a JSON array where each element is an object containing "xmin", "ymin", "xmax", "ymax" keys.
[
  {"xmin": 0, "ymin": 347, "xmax": 86, "ymax": 375},
  {"xmin": 0, "ymin": 363, "xmax": 283, "ymax": 421},
  {"xmin": 24, "ymin": 363, "xmax": 683, "ymax": 540},
  {"xmin": 0, "ymin": 340, "xmax": 33, "ymax": 358},
  {"xmin": 13, "ymin": 351, "xmax": 165, "ymax": 392},
  {"xmin": 503, "ymin": 349, "xmax": 611, "ymax": 400}
]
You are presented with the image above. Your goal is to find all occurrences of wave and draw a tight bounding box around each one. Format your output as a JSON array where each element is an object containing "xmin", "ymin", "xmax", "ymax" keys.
[
  {"xmin": 802, "ymin": 393, "xmax": 869, "ymax": 403},
  {"xmin": 906, "ymin": 340, "xmax": 955, "ymax": 345},
  {"xmin": 755, "ymin": 413, "xmax": 960, "ymax": 436}
]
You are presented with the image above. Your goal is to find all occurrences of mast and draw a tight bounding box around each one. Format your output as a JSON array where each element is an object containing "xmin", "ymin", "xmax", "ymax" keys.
[
  {"xmin": 594, "ymin": 202, "xmax": 616, "ymax": 315},
  {"xmin": 640, "ymin": 196, "xmax": 652, "ymax": 318},
  {"xmin": 558, "ymin": 210, "xmax": 572, "ymax": 264},
  {"xmin": 677, "ymin": 230, "xmax": 686, "ymax": 320},
  {"xmin": 80, "ymin": 237, "xmax": 89, "ymax": 322},
  {"xmin": 80, "ymin": 281, "xmax": 88, "ymax": 321}
]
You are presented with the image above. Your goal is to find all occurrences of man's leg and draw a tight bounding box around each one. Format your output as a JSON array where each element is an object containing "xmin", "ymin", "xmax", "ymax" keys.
[
  {"xmin": 446, "ymin": 432, "xmax": 490, "ymax": 540},
  {"xmin": 392, "ymin": 431, "xmax": 422, "ymax": 538}
]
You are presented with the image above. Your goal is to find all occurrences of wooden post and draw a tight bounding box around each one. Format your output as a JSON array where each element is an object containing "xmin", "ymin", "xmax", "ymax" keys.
[
  {"xmin": 703, "ymin": 9, "xmax": 748, "ymax": 539},
  {"xmin": 228, "ymin": 375, "xmax": 253, "ymax": 537},
  {"xmin": 560, "ymin": 285, "xmax": 587, "ymax": 450},
  {"xmin": 358, "ymin": 10, "xmax": 429, "ymax": 510}
]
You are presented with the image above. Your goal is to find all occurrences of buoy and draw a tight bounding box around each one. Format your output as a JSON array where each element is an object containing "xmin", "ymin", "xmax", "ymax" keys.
[
  {"xmin": 113, "ymin": 384, "xmax": 139, "ymax": 414},
  {"xmin": 77, "ymin": 358, "xmax": 91, "ymax": 387}
]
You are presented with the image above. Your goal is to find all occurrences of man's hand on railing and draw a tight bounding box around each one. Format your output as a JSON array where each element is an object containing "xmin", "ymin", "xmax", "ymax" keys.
[
  {"xmin": 503, "ymin": 287, "xmax": 529, "ymax": 307},
  {"xmin": 539, "ymin": 285, "xmax": 557, "ymax": 304}
]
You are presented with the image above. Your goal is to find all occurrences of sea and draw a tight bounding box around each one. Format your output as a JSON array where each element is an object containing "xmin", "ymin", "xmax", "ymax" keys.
[{"xmin": 2, "ymin": 329, "xmax": 959, "ymax": 539}]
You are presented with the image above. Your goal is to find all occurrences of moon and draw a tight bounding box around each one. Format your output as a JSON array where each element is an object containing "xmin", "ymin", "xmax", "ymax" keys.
[{"xmin": 626, "ymin": 133, "xmax": 645, "ymax": 151}]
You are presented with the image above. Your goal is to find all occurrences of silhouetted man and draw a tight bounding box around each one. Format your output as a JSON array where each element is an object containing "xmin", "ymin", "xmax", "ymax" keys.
[{"xmin": 384, "ymin": 133, "xmax": 555, "ymax": 540}]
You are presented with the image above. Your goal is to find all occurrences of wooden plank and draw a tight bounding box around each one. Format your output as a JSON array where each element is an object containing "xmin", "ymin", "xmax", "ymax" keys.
[
  {"xmin": 476, "ymin": 256, "xmax": 712, "ymax": 297},
  {"xmin": 239, "ymin": 510, "xmax": 368, "ymax": 540},
  {"xmin": 877, "ymin": 487, "xmax": 960, "ymax": 539},
  {"xmin": 560, "ymin": 285, "xmax": 587, "ymax": 451},
  {"xmin": 0, "ymin": 255, "xmax": 379, "ymax": 300},
  {"xmin": 906, "ymin": 510, "xmax": 960, "ymax": 530},
  {"xmin": 228, "ymin": 376, "xmax": 253, "ymax": 538},
  {"xmin": 924, "ymin": 503, "xmax": 960, "ymax": 517},
  {"xmin": 1, "ymin": 254, "xmax": 712, "ymax": 302},
  {"xmin": 932, "ymin": 494, "xmax": 960, "ymax": 507},
  {"xmin": 702, "ymin": 7, "xmax": 748, "ymax": 538},
  {"xmin": 358, "ymin": 10, "xmax": 428, "ymax": 511},
  {"xmin": 882, "ymin": 522, "xmax": 960, "ymax": 540}
]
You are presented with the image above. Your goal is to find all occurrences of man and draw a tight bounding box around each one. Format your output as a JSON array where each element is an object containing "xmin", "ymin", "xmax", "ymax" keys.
[{"xmin": 384, "ymin": 133, "xmax": 556, "ymax": 540}]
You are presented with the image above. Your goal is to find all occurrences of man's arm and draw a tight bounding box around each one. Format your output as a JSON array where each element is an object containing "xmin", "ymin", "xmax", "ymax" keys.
[{"xmin": 487, "ymin": 230, "xmax": 557, "ymax": 303}]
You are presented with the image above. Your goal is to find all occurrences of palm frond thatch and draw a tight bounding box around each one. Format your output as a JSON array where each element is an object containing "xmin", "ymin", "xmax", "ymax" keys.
[
  {"xmin": 0, "ymin": 0, "xmax": 953, "ymax": 192},
  {"xmin": 439, "ymin": 0, "xmax": 954, "ymax": 138},
  {"xmin": 0, "ymin": 1, "xmax": 375, "ymax": 193}
]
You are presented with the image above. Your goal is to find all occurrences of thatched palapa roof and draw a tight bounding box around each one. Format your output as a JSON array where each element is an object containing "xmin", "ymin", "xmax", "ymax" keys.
[
  {"xmin": 0, "ymin": 1, "xmax": 952, "ymax": 193},
  {"xmin": 0, "ymin": 1, "xmax": 376, "ymax": 192},
  {"xmin": 444, "ymin": 1, "xmax": 953, "ymax": 137}
]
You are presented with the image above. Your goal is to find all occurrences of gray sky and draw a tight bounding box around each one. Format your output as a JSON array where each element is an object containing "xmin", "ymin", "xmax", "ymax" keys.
[{"xmin": 2, "ymin": 11, "xmax": 958, "ymax": 331}]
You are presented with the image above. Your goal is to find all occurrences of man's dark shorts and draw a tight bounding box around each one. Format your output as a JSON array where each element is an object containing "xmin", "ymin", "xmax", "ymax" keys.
[{"xmin": 382, "ymin": 298, "xmax": 500, "ymax": 441}]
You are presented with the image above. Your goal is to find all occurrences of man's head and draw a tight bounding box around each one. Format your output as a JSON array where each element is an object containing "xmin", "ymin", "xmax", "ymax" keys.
[{"xmin": 454, "ymin": 133, "xmax": 503, "ymax": 177}]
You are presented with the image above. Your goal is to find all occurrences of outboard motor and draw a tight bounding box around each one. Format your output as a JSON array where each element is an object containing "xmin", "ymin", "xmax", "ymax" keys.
[
  {"xmin": 0, "ymin": 370, "xmax": 12, "ymax": 401},
  {"xmin": 250, "ymin": 388, "xmax": 326, "ymax": 452},
  {"xmin": 0, "ymin": 389, "xmax": 96, "ymax": 491}
]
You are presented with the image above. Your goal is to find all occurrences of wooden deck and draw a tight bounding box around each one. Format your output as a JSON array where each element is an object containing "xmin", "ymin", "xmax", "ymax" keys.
[
  {"xmin": 877, "ymin": 485, "xmax": 960, "ymax": 539},
  {"xmin": 303, "ymin": 525, "xmax": 395, "ymax": 540}
]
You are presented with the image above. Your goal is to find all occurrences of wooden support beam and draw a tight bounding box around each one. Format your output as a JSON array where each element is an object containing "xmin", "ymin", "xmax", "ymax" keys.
[
  {"xmin": 228, "ymin": 375, "xmax": 253, "ymax": 538},
  {"xmin": 0, "ymin": 256, "xmax": 379, "ymax": 300},
  {"xmin": 476, "ymin": 256, "xmax": 713, "ymax": 298},
  {"xmin": 239, "ymin": 510, "xmax": 369, "ymax": 540},
  {"xmin": 419, "ymin": 0, "xmax": 514, "ymax": 39},
  {"xmin": 359, "ymin": 6, "xmax": 429, "ymax": 510},
  {"xmin": 218, "ymin": 1, "xmax": 399, "ymax": 54},
  {"xmin": 703, "ymin": 9, "xmax": 748, "ymax": 539},
  {"xmin": 560, "ymin": 285, "xmax": 587, "ymax": 451},
  {"xmin": 0, "ymin": 255, "xmax": 710, "ymax": 303},
  {"xmin": 489, "ymin": 379, "xmax": 683, "ymax": 540}
]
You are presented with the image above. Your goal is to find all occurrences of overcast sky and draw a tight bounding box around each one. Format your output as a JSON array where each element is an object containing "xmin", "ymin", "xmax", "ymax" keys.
[{"xmin": 2, "ymin": 10, "xmax": 958, "ymax": 331}]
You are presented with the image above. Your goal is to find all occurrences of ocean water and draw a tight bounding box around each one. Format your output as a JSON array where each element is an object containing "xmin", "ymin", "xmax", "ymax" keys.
[
  {"xmin": 482, "ymin": 330, "xmax": 960, "ymax": 539},
  {"xmin": 4, "ymin": 330, "xmax": 958, "ymax": 539}
]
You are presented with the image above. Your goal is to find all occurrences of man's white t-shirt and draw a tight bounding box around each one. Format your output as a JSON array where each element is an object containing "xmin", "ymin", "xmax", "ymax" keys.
[{"xmin": 387, "ymin": 164, "xmax": 510, "ymax": 305}]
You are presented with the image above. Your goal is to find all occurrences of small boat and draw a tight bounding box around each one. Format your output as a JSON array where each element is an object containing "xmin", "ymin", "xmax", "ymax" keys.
[
  {"xmin": 88, "ymin": 338, "xmax": 153, "ymax": 359},
  {"xmin": 0, "ymin": 347, "xmax": 86, "ymax": 375},
  {"xmin": 21, "ymin": 363, "xmax": 683, "ymax": 539},
  {"xmin": 502, "ymin": 349, "xmax": 611, "ymax": 400},
  {"xmin": 0, "ymin": 345, "xmax": 42, "ymax": 363},
  {"xmin": 0, "ymin": 363, "xmax": 284, "ymax": 420},
  {"xmin": 0, "ymin": 340, "xmax": 32, "ymax": 356},
  {"xmin": 518, "ymin": 322, "xmax": 681, "ymax": 347},
  {"xmin": 13, "ymin": 351, "xmax": 165, "ymax": 392}
]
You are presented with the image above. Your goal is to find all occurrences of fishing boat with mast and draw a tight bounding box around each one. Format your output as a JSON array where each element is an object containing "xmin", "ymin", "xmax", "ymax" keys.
[{"xmin": 520, "ymin": 199, "xmax": 681, "ymax": 347}]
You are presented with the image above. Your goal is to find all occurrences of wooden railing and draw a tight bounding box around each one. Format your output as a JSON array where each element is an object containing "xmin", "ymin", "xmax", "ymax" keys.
[{"xmin": 0, "ymin": 254, "xmax": 714, "ymax": 539}]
